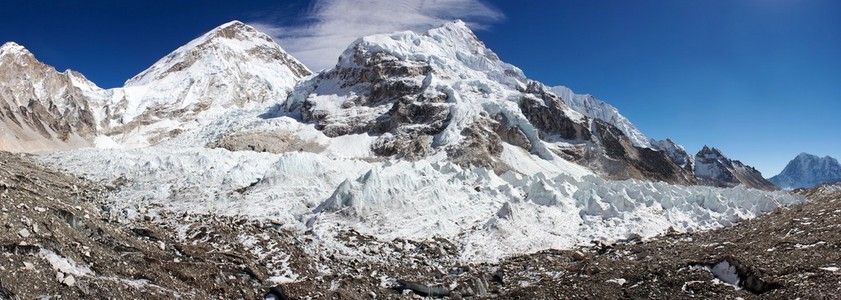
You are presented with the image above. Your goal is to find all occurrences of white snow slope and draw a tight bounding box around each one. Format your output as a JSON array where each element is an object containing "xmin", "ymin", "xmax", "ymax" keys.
[
  {"xmin": 100, "ymin": 21, "xmax": 310, "ymax": 147},
  {"xmin": 113, "ymin": 21, "xmax": 310, "ymax": 126}
]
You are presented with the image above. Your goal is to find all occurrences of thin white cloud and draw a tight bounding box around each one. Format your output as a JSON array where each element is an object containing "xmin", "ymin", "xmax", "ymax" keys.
[{"xmin": 250, "ymin": 0, "xmax": 503, "ymax": 71}]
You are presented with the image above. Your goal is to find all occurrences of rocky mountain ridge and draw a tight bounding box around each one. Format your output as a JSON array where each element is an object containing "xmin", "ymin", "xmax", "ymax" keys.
[
  {"xmin": 695, "ymin": 146, "xmax": 778, "ymax": 190},
  {"xmin": 0, "ymin": 42, "xmax": 101, "ymax": 153},
  {"xmin": 0, "ymin": 21, "xmax": 310, "ymax": 150}
]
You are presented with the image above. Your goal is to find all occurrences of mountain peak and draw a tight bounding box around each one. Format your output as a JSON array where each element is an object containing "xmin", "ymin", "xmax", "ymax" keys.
[
  {"xmin": 440, "ymin": 19, "xmax": 471, "ymax": 32},
  {"xmin": 698, "ymin": 145, "xmax": 722, "ymax": 157},
  {"xmin": 205, "ymin": 20, "xmax": 266, "ymax": 42},
  {"xmin": 796, "ymin": 152, "xmax": 819, "ymax": 160},
  {"xmin": 217, "ymin": 20, "xmax": 246, "ymax": 28},
  {"xmin": 427, "ymin": 19, "xmax": 481, "ymax": 44},
  {"xmin": 0, "ymin": 41, "xmax": 32, "ymax": 57},
  {"xmin": 125, "ymin": 20, "xmax": 309, "ymax": 87},
  {"xmin": 770, "ymin": 153, "xmax": 841, "ymax": 189},
  {"xmin": 117, "ymin": 19, "xmax": 310, "ymax": 131},
  {"xmin": 64, "ymin": 69, "xmax": 101, "ymax": 92},
  {"xmin": 694, "ymin": 146, "xmax": 777, "ymax": 190}
]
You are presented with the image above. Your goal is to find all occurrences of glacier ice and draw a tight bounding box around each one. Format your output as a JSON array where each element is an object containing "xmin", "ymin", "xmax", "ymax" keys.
[{"xmin": 42, "ymin": 144, "xmax": 802, "ymax": 262}]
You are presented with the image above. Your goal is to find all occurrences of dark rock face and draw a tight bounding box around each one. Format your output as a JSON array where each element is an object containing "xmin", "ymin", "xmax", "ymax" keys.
[
  {"xmin": 446, "ymin": 121, "xmax": 508, "ymax": 174},
  {"xmin": 695, "ymin": 146, "xmax": 778, "ymax": 191},
  {"xmin": 519, "ymin": 82, "xmax": 591, "ymax": 141},
  {"xmin": 371, "ymin": 133, "xmax": 435, "ymax": 161},
  {"xmin": 584, "ymin": 119, "xmax": 697, "ymax": 184},
  {"xmin": 492, "ymin": 113, "xmax": 531, "ymax": 151},
  {"xmin": 299, "ymin": 48, "xmax": 451, "ymax": 140},
  {"xmin": 372, "ymin": 96, "xmax": 451, "ymax": 136}
]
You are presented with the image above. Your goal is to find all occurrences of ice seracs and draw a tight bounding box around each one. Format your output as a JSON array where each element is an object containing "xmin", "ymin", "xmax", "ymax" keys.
[
  {"xmin": 42, "ymin": 143, "xmax": 802, "ymax": 262},
  {"xmin": 769, "ymin": 153, "xmax": 841, "ymax": 189}
]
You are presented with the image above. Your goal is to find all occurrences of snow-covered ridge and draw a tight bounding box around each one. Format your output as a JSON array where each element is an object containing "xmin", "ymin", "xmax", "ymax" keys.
[
  {"xmin": 0, "ymin": 41, "xmax": 102, "ymax": 152},
  {"xmin": 280, "ymin": 20, "xmax": 640, "ymax": 177},
  {"xmin": 0, "ymin": 41, "xmax": 30, "ymax": 57},
  {"xmin": 549, "ymin": 85, "xmax": 651, "ymax": 148},
  {"xmin": 548, "ymin": 85, "xmax": 698, "ymax": 173},
  {"xmin": 107, "ymin": 20, "xmax": 311, "ymax": 136},
  {"xmin": 126, "ymin": 20, "xmax": 309, "ymax": 87},
  {"xmin": 335, "ymin": 20, "xmax": 529, "ymax": 91}
]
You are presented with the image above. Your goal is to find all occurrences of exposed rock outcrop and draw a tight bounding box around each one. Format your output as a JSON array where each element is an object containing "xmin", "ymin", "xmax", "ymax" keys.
[{"xmin": 583, "ymin": 119, "xmax": 697, "ymax": 184}]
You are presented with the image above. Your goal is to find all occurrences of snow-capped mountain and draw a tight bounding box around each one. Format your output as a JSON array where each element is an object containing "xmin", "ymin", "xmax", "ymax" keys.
[
  {"xmin": 548, "ymin": 85, "xmax": 694, "ymax": 172},
  {"xmin": 549, "ymin": 85, "xmax": 652, "ymax": 148},
  {"xmin": 102, "ymin": 20, "xmax": 311, "ymax": 145},
  {"xmin": 769, "ymin": 153, "xmax": 841, "ymax": 189},
  {"xmin": 0, "ymin": 42, "xmax": 102, "ymax": 152},
  {"xmin": 1, "ymin": 20, "xmax": 775, "ymax": 191},
  {"xmin": 695, "ymin": 146, "xmax": 778, "ymax": 190},
  {"xmin": 651, "ymin": 138, "xmax": 694, "ymax": 170},
  {"xmin": 0, "ymin": 21, "xmax": 311, "ymax": 150},
  {"xmin": 251, "ymin": 20, "xmax": 694, "ymax": 183}
]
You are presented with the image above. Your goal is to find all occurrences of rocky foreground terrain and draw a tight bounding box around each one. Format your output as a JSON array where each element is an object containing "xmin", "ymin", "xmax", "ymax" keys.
[{"xmin": 1, "ymin": 150, "xmax": 839, "ymax": 299}]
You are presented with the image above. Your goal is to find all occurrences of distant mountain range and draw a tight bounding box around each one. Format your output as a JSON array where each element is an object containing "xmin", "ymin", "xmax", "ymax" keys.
[{"xmin": 769, "ymin": 153, "xmax": 841, "ymax": 189}]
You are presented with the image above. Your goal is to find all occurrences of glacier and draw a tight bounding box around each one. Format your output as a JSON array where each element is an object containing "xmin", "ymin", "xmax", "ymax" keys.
[{"xmin": 43, "ymin": 145, "xmax": 801, "ymax": 262}]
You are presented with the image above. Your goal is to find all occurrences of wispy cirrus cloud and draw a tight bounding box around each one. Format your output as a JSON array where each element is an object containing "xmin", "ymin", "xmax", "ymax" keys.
[{"xmin": 250, "ymin": 0, "xmax": 503, "ymax": 71}]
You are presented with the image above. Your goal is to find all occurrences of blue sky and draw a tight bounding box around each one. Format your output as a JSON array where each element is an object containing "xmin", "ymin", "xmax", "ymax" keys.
[{"xmin": 1, "ymin": 0, "xmax": 839, "ymax": 176}]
